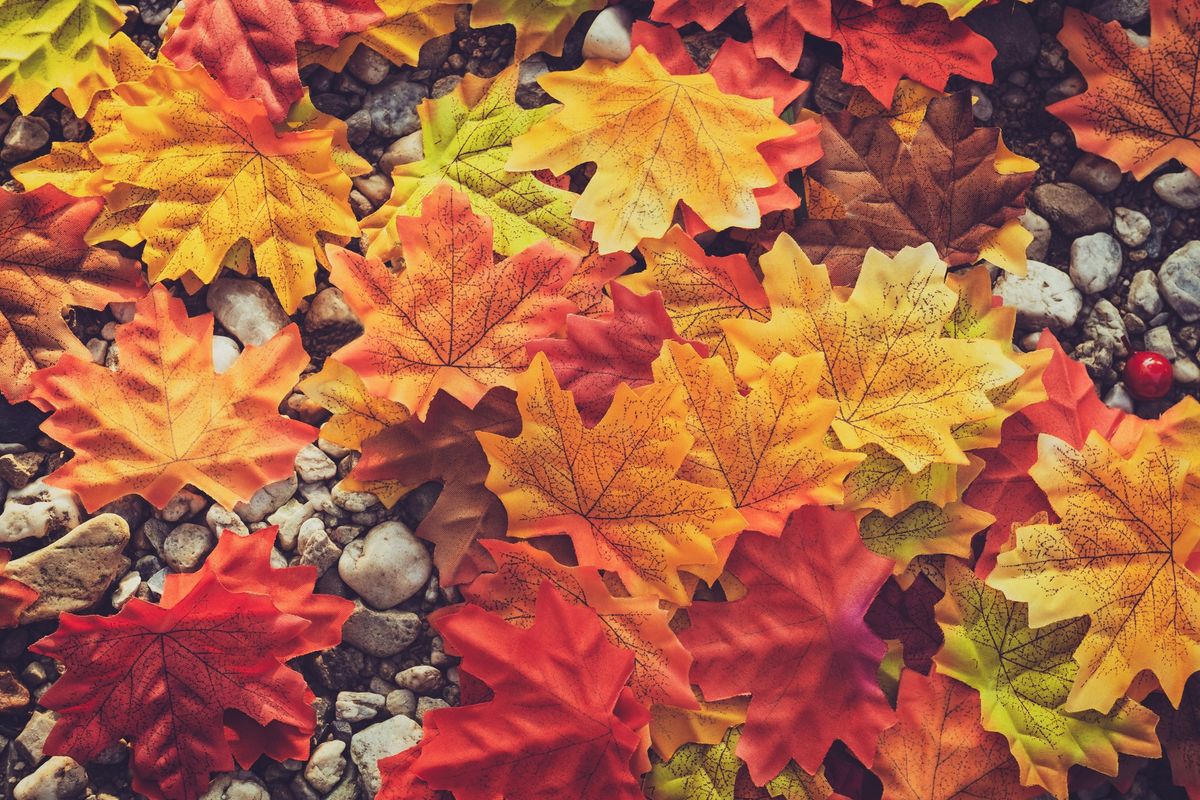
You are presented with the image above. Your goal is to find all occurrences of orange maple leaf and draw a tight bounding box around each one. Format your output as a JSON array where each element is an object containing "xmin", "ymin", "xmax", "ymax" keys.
[
  {"xmin": 478, "ymin": 352, "xmax": 745, "ymax": 604},
  {"xmin": 328, "ymin": 183, "xmax": 580, "ymax": 417},
  {"xmin": 30, "ymin": 284, "xmax": 316, "ymax": 512}
]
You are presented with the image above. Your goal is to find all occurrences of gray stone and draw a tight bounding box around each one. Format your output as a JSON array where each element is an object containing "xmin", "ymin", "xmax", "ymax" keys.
[
  {"xmin": 211, "ymin": 335, "xmax": 240, "ymax": 374},
  {"xmin": 235, "ymin": 475, "xmax": 297, "ymax": 523},
  {"xmin": 415, "ymin": 697, "xmax": 449, "ymax": 722},
  {"xmin": 267, "ymin": 498, "xmax": 315, "ymax": 551},
  {"xmin": 15, "ymin": 710, "xmax": 57, "ymax": 762},
  {"xmin": 394, "ymin": 665, "xmax": 442, "ymax": 695},
  {"xmin": 378, "ymin": 130, "xmax": 425, "ymax": 174},
  {"xmin": 339, "ymin": 521, "xmax": 432, "ymax": 609},
  {"xmin": 1082, "ymin": 299, "xmax": 1127, "ymax": 357},
  {"xmin": 352, "ymin": 172, "xmax": 393, "ymax": 208},
  {"xmin": 516, "ymin": 54, "xmax": 552, "ymax": 108},
  {"xmin": 305, "ymin": 741, "xmax": 347, "ymax": 793},
  {"xmin": 0, "ymin": 479, "xmax": 81, "ymax": 543},
  {"xmin": 994, "ymin": 260, "xmax": 1083, "ymax": 330},
  {"xmin": 346, "ymin": 45, "xmax": 391, "ymax": 85},
  {"xmin": 1127, "ymin": 270, "xmax": 1163, "ymax": 318},
  {"xmin": 350, "ymin": 716, "xmax": 423, "ymax": 797},
  {"xmin": 14, "ymin": 756, "xmax": 87, "ymax": 800},
  {"xmin": 1145, "ymin": 326, "xmax": 1178, "ymax": 360},
  {"xmin": 365, "ymin": 81, "xmax": 428, "ymax": 138},
  {"xmin": 160, "ymin": 488, "xmax": 206, "ymax": 523},
  {"xmin": 295, "ymin": 444, "xmax": 337, "ymax": 483},
  {"xmin": 1154, "ymin": 169, "xmax": 1200, "ymax": 210},
  {"xmin": 386, "ymin": 688, "xmax": 417, "ymax": 717},
  {"xmin": 1, "ymin": 116, "xmax": 49, "ymax": 162},
  {"xmin": 1067, "ymin": 153, "xmax": 1122, "ymax": 194},
  {"xmin": 1103, "ymin": 382, "xmax": 1135, "ymax": 413},
  {"xmin": 1159, "ymin": 241, "xmax": 1200, "ymax": 321},
  {"xmin": 341, "ymin": 602, "xmax": 422, "ymax": 657},
  {"xmin": 1113, "ymin": 207, "xmax": 1151, "ymax": 246},
  {"xmin": 967, "ymin": 3, "xmax": 1038, "ymax": 73},
  {"xmin": 1092, "ymin": 0, "xmax": 1150, "ymax": 23},
  {"xmin": 199, "ymin": 772, "xmax": 269, "ymax": 800},
  {"xmin": 582, "ymin": 5, "xmax": 633, "ymax": 61},
  {"xmin": 163, "ymin": 523, "xmax": 215, "ymax": 572},
  {"xmin": 1020, "ymin": 210, "xmax": 1052, "ymax": 261},
  {"xmin": 111, "ymin": 571, "xmax": 140, "ymax": 610},
  {"xmin": 206, "ymin": 277, "xmax": 290, "ymax": 347},
  {"xmin": 337, "ymin": 691, "xmax": 386, "ymax": 722},
  {"xmin": 1029, "ymin": 182, "xmax": 1112, "ymax": 237},
  {"xmin": 206, "ymin": 503, "xmax": 249, "ymax": 537},
  {"xmin": 304, "ymin": 287, "xmax": 361, "ymax": 344},
  {"xmin": 1069, "ymin": 232, "xmax": 1122, "ymax": 293},
  {"xmin": 298, "ymin": 517, "xmax": 341, "ymax": 575},
  {"xmin": 1175, "ymin": 358, "xmax": 1200, "ymax": 385},
  {"xmin": 0, "ymin": 452, "xmax": 42, "ymax": 489},
  {"xmin": 332, "ymin": 485, "xmax": 379, "ymax": 513}
]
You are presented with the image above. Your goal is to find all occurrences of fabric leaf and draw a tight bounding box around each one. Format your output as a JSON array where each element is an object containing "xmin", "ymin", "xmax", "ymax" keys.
[
  {"xmin": 858, "ymin": 501, "xmax": 994, "ymax": 581},
  {"xmin": 297, "ymin": 358, "xmax": 411, "ymax": 452},
  {"xmin": 648, "ymin": 0, "xmax": 832, "ymax": 67},
  {"xmin": 301, "ymin": 0, "xmax": 459, "ymax": 71},
  {"xmin": 470, "ymin": 0, "xmax": 605, "ymax": 60}
]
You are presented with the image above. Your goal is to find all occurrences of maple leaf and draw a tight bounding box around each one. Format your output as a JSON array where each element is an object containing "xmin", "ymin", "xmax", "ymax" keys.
[
  {"xmin": 647, "ymin": 724, "xmax": 838, "ymax": 800},
  {"xmin": 528, "ymin": 284, "xmax": 698, "ymax": 427},
  {"xmin": 161, "ymin": 0, "xmax": 383, "ymax": 123},
  {"xmin": 478, "ymin": 352, "xmax": 744, "ymax": 604},
  {"xmin": 509, "ymin": 46, "xmax": 794, "ymax": 253},
  {"xmin": 829, "ymin": 0, "xmax": 995, "ymax": 106},
  {"xmin": 901, "ymin": 0, "xmax": 1027, "ymax": 16},
  {"xmin": 648, "ymin": 0, "xmax": 832, "ymax": 67},
  {"xmin": 651, "ymin": 341, "xmax": 862, "ymax": 534},
  {"xmin": 651, "ymin": 696, "xmax": 750, "ymax": 761},
  {"xmin": 32, "ymin": 573, "xmax": 315, "ymax": 800},
  {"xmin": 988, "ymin": 428, "xmax": 1200, "ymax": 714},
  {"xmin": 352, "ymin": 387, "xmax": 521, "ymax": 585},
  {"xmin": 725, "ymin": 239, "xmax": 1024, "ymax": 473},
  {"xmin": 681, "ymin": 508, "xmax": 895, "ymax": 782},
  {"xmin": 298, "ymin": 359, "xmax": 411, "ymax": 452},
  {"xmin": 330, "ymin": 183, "xmax": 579, "ymax": 416},
  {"xmin": 560, "ymin": 232, "xmax": 635, "ymax": 319},
  {"xmin": 0, "ymin": 185, "xmax": 145, "ymax": 403},
  {"xmin": 858, "ymin": 501, "xmax": 994, "ymax": 582},
  {"xmin": 364, "ymin": 67, "xmax": 589, "ymax": 261},
  {"xmin": 462, "ymin": 540, "xmax": 695, "ymax": 707},
  {"xmin": 411, "ymin": 584, "xmax": 649, "ymax": 799},
  {"xmin": 864, "ymin": 574, "xmax": 943, "ymax": 674},
  {"xmin": 1048, "ymin": 0, "xmax": 1200, "ymax": 178},
  {"xmin": 873, "ymin": 669, "xmax": 1034, "ymax": 800},
  {"xmin": 87, "ymin": 66, "xmax": 358, "ymax": 313},
  {"xmin": 301, "ymin": 0, "xmax": 459, "ymax": 71},
  {"xmin": 791, "ymin": 93, "xmax": 1036, "ymax": 282},
  {"xmin": 0, "ymin": 0, "xmax": 124, "ymax": 114},
  {"xmin": 0, "ymin": 549, "xmax": 37, "ymax": 628},
  {"xmin": 471, "ymin": 0, "xmax": 605, "ymax": 61},
  {"xmin": 30, "ymin": 285, "xmax": 316, "ymax": 512},
  {"xmin": 935, "ymin": 558, "xmax": 1161, "ymax": 799},
  {"xmin": 618, "ymin": 226, "xmax": 769, "ymax": 373}
]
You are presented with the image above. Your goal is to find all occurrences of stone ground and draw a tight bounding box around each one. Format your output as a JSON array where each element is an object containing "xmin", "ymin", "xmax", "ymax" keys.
[{"xmin": 0, "ymin": 0, "xmax": 1196, "ymax": 798}]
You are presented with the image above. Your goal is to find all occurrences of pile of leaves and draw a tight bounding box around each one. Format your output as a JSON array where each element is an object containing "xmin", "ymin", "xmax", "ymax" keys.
[{"xmin": 2, "ymin": 0, "xmax": 1200, "ymax": 798}]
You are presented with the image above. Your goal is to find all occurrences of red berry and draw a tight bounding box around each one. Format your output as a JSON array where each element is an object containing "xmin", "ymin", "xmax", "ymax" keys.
[{"xmin": 1124, "ymin": 351, "xmax": 1173, "ymax": 400}]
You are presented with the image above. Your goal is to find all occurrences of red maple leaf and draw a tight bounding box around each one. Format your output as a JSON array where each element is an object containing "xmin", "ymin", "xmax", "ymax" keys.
[
  {"xmin": 31, "ymin": 573, "xmax": 315, "ymax": 800},
  {"xmin": 681, "ymin": 506, "xmax": 895, "ymax": 782},
  {"xmin": 527, "ymin": 284, "xmax": 704, "ymax": 426},
  {"xmin": 649, "ymin": 0, "xmax": 832, "ymax": 67},
  {"xmin": 411, "ymin": 584, "xmax": 649, "ymax": 799},
  {"xmin": 162, "ymin": 0, "xmax": 384, "ymax": 122},
  {"xmin": 964, "ymin": 331, "xmax": 1126, "ymax": 577}
]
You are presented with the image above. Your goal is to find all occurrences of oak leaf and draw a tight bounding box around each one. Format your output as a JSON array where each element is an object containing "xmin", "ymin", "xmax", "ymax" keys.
[
  {"xmin": 301, "ymin": 0, "xmax": 459, "ymax": 71},
  {"xmin": 725, "ymin": 239, "xmax": 1024, "ymax": 473},
  {"xmin": 30, "ymin": 284, "xmax": 316, "ymax": 512},
  {"xmin": 471, "ymin": 0, "xmax": 605, "ymax": 60},
  {"xmin": 651, "ymin": 341, "xmax": 862, "ymax": 535},
  {"xmin": 0, "ymin": 185, "xmax": 145, "ymax": 403},
  {"xmin": 988, "ymin": 429, "xmax": 1200, "ymax": 714},
  {"xmin": 330, "ymin": 183, "xmax": 578, "ymax": 416},
  {"xmin": 681, "ymin": 508, "xmax": 895, "ymax": 782},
  {"xmin": 31, "ymin": 573, "xmax": 316, "ymax": 800},
  {"xmin": 351, "ymin": 387, "xmax": 521, "ymax": 585},
  {"xmin": 0, "ymin": 0, "xmax": 124, "ymax": 114},
  {"xmin": 0, "ymin": 549, "xmax": 37, "ymax": 628},
  {"xmin": 364, "ymin": 67, "xmax": 589, "ymax": 261},
  {"xmin": 88, "ymin": 66, "xmax": 359, "ymax": 313},
  {"xmin": 161, "ymin": 0, "xmax": 383, "ymax": 123},
  {"xmin": 648, "ymin": 0, "xmax": 833, "ymax": 67},
  {"xmin": 618, "ymin": 226, "xmax": 769, "ymax": 373},
  {"xmin": 1048, "ymin": 0, "xmax": 1200, "ymax": 178},
  {"xmin": 478, "ymin": 352, "xmax": 744, "ymax": 604},
  {"xmin": 412, "ymin": 584, "xmax": 649, "ymax": 799},
  {"xmin": 935, "ymin": 558, "xmax": 1161, "ymax": 799},
  {"xmin": 462, "ymin": 539, "xmax": 695, "ymax": 707},
  {"xmin": 873, "ymin": 669, "xmax": 1033, "ymax": 800},
  {"xmin": 509, "ymin": 46, "xmax": 794, "ymax": 253}
]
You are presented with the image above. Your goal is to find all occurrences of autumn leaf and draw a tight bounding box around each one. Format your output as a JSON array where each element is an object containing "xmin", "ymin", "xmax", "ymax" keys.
[
  {"xmin": 560, "ymin": 231, "xmax": 635, "ymax": 319},
  {"xmin": 865, "ymin": 574, "xmax": 943, "ymax": 674},
  {"xmin": 1146, "ymin": 677, "xmax": 1200, "ymax": 800},
  {"xmin": 301, "ymin": 0, "xmax": 459, "ymax": 71},
  {"xmin": 647, "ymin": 725, "xmax": 838, "ymax": 800},
  {"xmin": 528, "ymin": 284, "xmax": 698, "ymax": 427},
  {"xmin": 651, "ymin": 696, "xmax": 751, "ymax": 761},
  {"xmin": 901, "ymin": 0, "xmax": 1029, "ymax": 16},
  {"xmin": 0, "ymin": 549, "xmax": 37, "ymax": 628},
  {"xmin": 829, "ymin": 0, "xmax": 995, "ymax": 106},
  {"xmin": 651, "ymin": 341, "xmax": 861, "ymax": 535},
  {"xmin": 1048, "ymin": 0, "xmax": 1200, "ymax": 178},
  {"xmin": 858, "ymin": 501, "xmax": 994, "ymax": 581},
  {"xmin": 988, "ymin": 428, "xmax": 1200, "ymax": 714},
  {"xmin": 87, "ymin": 66, "xmax": 359, "ymax": 313},
  {"xmin": 0, "ymin": 0, "xmax": 124, "ymax": 114},
  {"xmin": 0, "ymin": 185, "xmax": 145, "ymax": 403},
  {"xmin": 32, "ymin": 573, "xmax": 316, "ymax": 800},
  {"xmin": 509, "ymin": 46, "xmax": 794, "ymax": 253},
  {"xmin": 351, "ymin": 387, "xmax": 521, "ymax": 585},
  {"xmin": 648, "ymin": 0, "xmax": 833, "ymax": 67},
  {"xmin": 411, "ymin": 584, "xmax": 649, "ymax": 799},
  {"xmin": 330, "ymin": 184, "xmax": 578, "ymax": 416},
  {"xmin": 618, "ymin": 226, "xmax": 769, "ymax": 373},
  {"xmin": 681, "ymin": 508, "xmax": 895, "ymax": 782},
  {"xmin": 161, "ymin": 0, "xmax": 383, "ymax": 123},
  {"xmin": 297, "ymin": 359, "xmax": 411, "ymax": 453},
  {"xmin": 935, "ymin": 558, "xmax": 1161, "ymax": 799},
  {"xmin": 873, "ymin": 669, "xmax": 1034, "ymax": 800},
  {"xmin": 364, "ymin": 66, "xmax": 589, "ymax": 261},
  {"xmin": 478, "ymin": 352, "xmax": 744, "ymax": 604},
  {"xmin": 725, "ymin": 239, "xmax": 1024, "ymax": 473},
  {"xmin": 471, "ymin": 0, "xmax": 605, "ymax": 60},
  {"xmin": 791, "ymin": 93, "xmax": 1036, "ymax": 283},
  {"xmin": 461, "ymin": 540, "xmax": 695, "ymax": 707},
  {"xmin": 30, "ymin": 284, "xmax": 316, "ymax": 512}
]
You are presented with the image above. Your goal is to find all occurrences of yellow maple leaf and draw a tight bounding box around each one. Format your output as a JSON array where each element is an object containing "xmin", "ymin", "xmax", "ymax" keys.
[
  {"xmin": 725, "ymin": 238, "xmax": 1024, "ymax": 473},
  {"xmin": 651, "ymin": 341, "xmax": 861, "ymax": 535},
  {"xmin": 478, "ymin": 352, "xmax": 745, "ymax": 604},
  {"xmin": 297, "ymin": 359, "xmax": 410, "ymax": 451},
  {"xmin": 988, "ymin": 429, "xmax": 1200, "ymax": 715},
  {"xmin": 859, "ymin": 501, "xmax": 993, "ymax": 585},
  {"xmin": 471, "ymin": 0, "xmax": 605, "ymax": 61},
  {"xmin": 301, "ymin": 0, "xmax": 460, "ymax": 71},
  {"xmin": 936, "ymin": 558, "xmax": 1160, "ymax": 799},
  {"xmin": 509, "ymin": 46, "xmax": 793, "ymax": 253}
]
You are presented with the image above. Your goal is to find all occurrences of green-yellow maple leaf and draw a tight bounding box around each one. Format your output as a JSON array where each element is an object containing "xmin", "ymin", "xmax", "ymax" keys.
[{"xmin": 363, "ymin": 65, "xmax": 588, "ymax": 260}]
